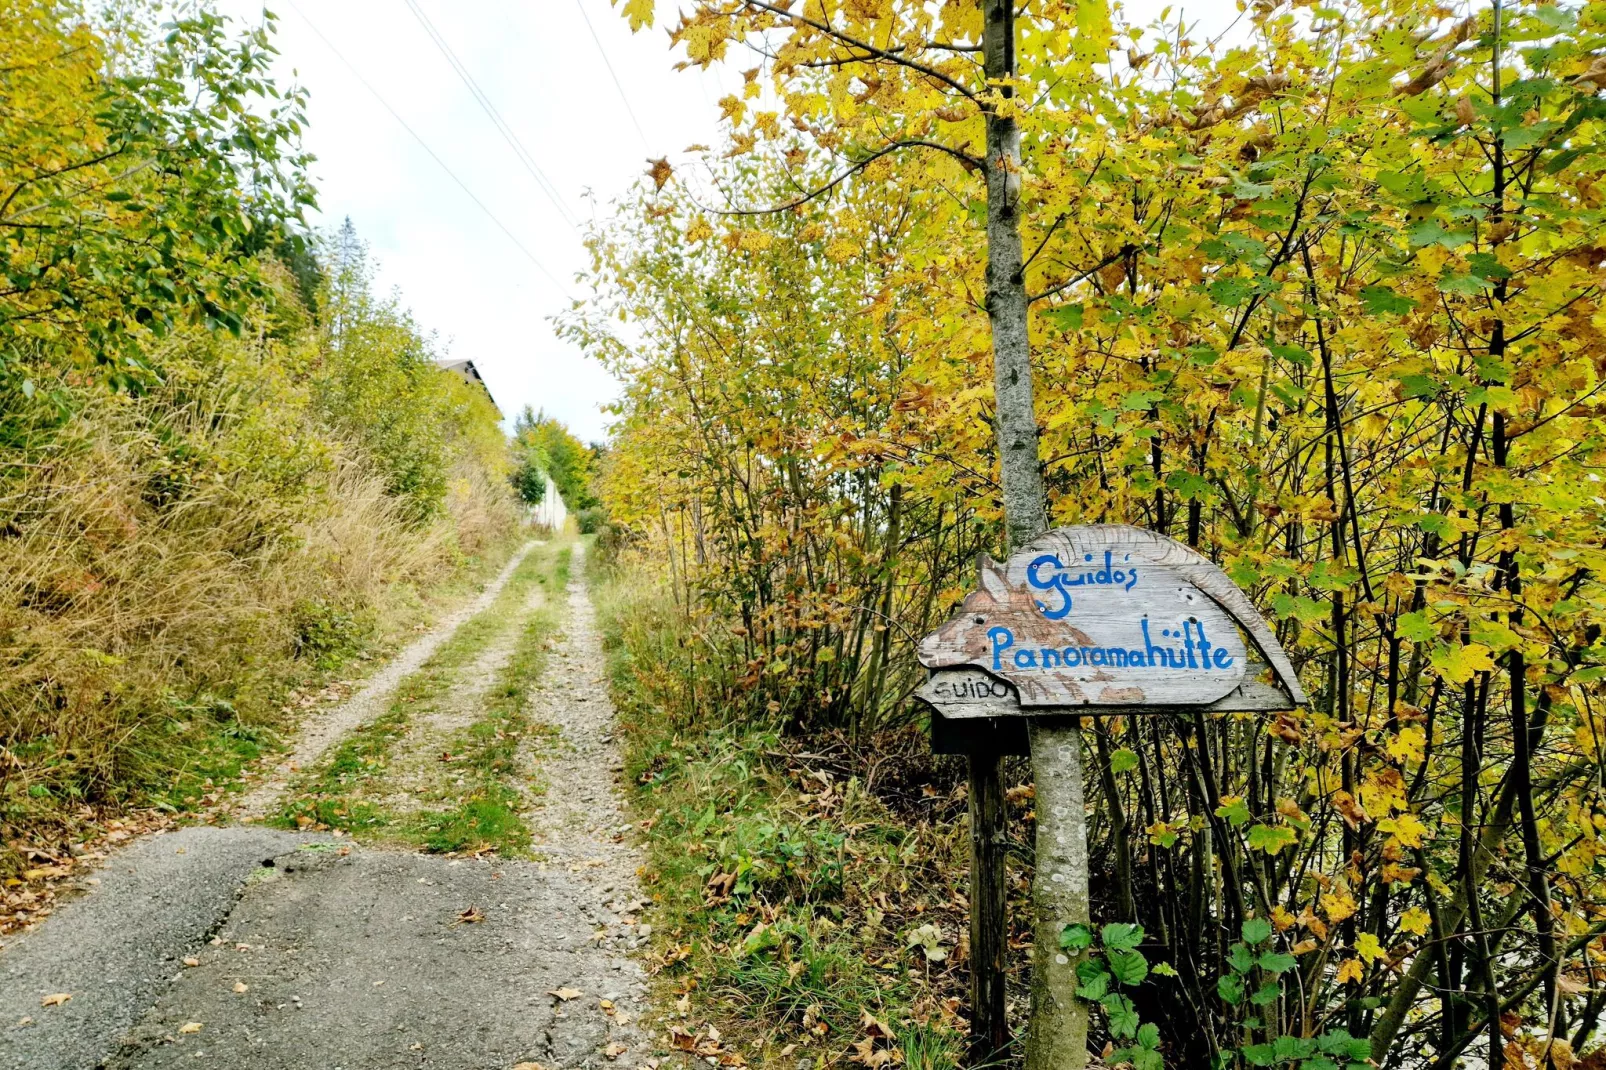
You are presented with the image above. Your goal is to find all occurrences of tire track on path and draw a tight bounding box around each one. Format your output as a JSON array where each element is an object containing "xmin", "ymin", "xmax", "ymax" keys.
[
  {"xmin": 230, "ymin": 539, "xmax": 542, "ymax": 823},
  {"xmin": 3, "ymin": 539, "xmax": 661, "ymax": 1070}
]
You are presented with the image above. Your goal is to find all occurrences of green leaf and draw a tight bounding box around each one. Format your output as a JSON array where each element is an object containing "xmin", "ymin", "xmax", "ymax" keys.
[
  {"xmin": 1137, "ymin": 1022, "xmax": 1161, "ymax": 1050},
  {"xmin": 1258, "ymin": 951, "xmax": 1297, "ymax": 974},
  {"xmin": 1108, "ymin": 948, "xmax": 1149, "ymax": 986},
  {"xmin": 1103, "ymin": 993, "xmax": 1140, "ymax": 1038},
  {"xmin": 1246, "ymin": 823, "xmax": 1299, "ymax": 855},
  {"xmin": 1217, "ymin": 974, "xmax": 1244, "ymax": 1004},
  {"xmin": 1131, "ymin": 1050, "xmax": 1164, "ymax": 1070},
  {"xmin": 1358, "ymin": 285, "xmax": 1416, "ymax": 315},
  {"xmin": 1275, "ymin": 1034, "xmax": 1314, "ymax": 1061},
  {"xmin": 1060, "ymin": 923, "xmax": 1094, "ymax": 950},
  {"xmin": 1215, "ymin": 796, "xmax": 1252, "ymax": 828},
  {"xmin": 1242, "ymin": 1043, "xmax": 1277, "ymax": 1066},
  {"xmin": 1241, "ymin": 918, "xmax": 1274, "ymax": 945},
  {"xmin": 1076, "ymin": 971, "xmax": 1110, "ymax": 1001},
  {"xmin": 1209, "ymin": 277, "xmax": 1255, "ymax": 306},
  {"xmin": 1407, "ymin": 220, "xmax": 1471, "ymax": 249},
  {"xmin": 1396, "ymin": 610, "xmax": 1436, "ymax": 644},
  {"xmin": 1249, "ymin": 981, "xmax": 1282, "ymax": 1006},
  {"xmin": 1227, "ymin": 942, "xmax": 1256, "ymax": 974},
  {"xmin": 1437, "ymin": 273, "xmax": 1488, "ymax": 296},
  {"xmin": 1043, "ymin": 303, "xmax": 1084, "ymax": 331},
  {"xmin": 1102, "ymin": 922, "xmax": 1145, "ymax": 951},
  {"xmin": 1078, "ymin": 957, "xmax": 1111, "ymax": 986},
  {"xmin": 1110, "ymin": 747, "xmax": 1139, "ymax": 774},
  {"xmin": 1152, "ymin": 961, "xmax": 1179, "ymax": 977}
]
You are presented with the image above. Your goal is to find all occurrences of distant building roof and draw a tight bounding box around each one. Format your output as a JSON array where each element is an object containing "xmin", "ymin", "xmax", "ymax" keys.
[{"xmin": 437, "ymin": 359, "xmax": 499, "ymax": 415}]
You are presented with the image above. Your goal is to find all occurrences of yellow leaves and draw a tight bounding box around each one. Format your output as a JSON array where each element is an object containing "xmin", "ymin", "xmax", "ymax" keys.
[
  {"xmin": 617, "ymin": 0, "xmax": 654, "ymax": 31},
  {"xmin": 685, "ymin": 217, "xmax": 713, "ymax": 243},
  {"xmin": 676, "ymin": 20, "xmax": 730, "ymax": 66},
  {"xmin": 1073, "ymin": 0, "xmax": 1113, "ymax": 65},
  {"xmin": 1399, "ymin": 907, "xmax": 1432, "ymax": 937},
  {"xmin": 1335, "ymin": 959, "xmax": 1364, "ymax": 985},
  {"xmin": 1321, "ymin": 888, "xmax": 1358, "ymax": 924},
  {"xmin": 824, "ymin": 237, "xmax": 860, "ymax": 263},
  {"xmin": 1384, "ymin": 725, "xmax": 1425, "ymax": 764},
  {"xmin": 1360, "ymin": 768, "xmax": 1408, "ymax": 816},
  {"xmin": 1431, "ymin": 642, "xmax": 1495, "ymax": 685},
  {"xmin": 40, "ymin": 993, "xmax": 71, "ymax": 1007},
  {"xmin": 179, "ymin": 1022, "xmax": 203, "ymax": 1034},
  {"xmin": 1355, "ymin": 932, "xmax": 1386, "ymax": 965},
  {"xmin": 717, "ymin": 94, "xmax": 746, "ymax": 126},
  {"xmin": 1331, "ymin": 789, "xmax": 1369, "ymax": 829},
  {"xmin": 646, "ymin": 158, "xmax": 674, "ymax": 191},
  {"xmin": 1377, "ymin": 812, "xmax": 1429, "ymax": 849}
]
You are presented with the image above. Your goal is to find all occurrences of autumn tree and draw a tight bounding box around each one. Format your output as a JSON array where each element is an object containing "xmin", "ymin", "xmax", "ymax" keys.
[{"xmin": 599, "ymin": 0, "xmax": 1606, "ymax": 1066}]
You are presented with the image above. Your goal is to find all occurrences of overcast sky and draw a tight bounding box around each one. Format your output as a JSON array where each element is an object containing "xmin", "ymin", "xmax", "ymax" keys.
[
  {"xmin": 204, "ymin": 0, "xmax": 734, "ymax": 443},
  {"xmin": 210, "ymin": 0, "xmax": 1221, "ymax": 444}
]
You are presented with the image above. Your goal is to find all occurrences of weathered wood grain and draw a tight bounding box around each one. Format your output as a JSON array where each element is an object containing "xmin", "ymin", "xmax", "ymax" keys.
[
  {"xmin": 918, "ymin": 665, "xmax": 1296, "ymax": 720},
  {"xmin": 917, "ymin": 525, "xmax": 1306, "ymax": 709}
]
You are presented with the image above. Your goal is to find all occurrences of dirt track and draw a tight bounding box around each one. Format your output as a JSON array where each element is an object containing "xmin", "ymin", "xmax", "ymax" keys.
[{"xmin": 0, "ymin": 541, "xmax": 653, "ymax": 1070}]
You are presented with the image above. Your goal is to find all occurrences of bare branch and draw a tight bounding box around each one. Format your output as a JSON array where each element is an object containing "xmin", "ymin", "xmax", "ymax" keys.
[
  {"xmin": 691, "ymin": 140, "xmax": 981, "ymax": 217},
  {"xmin": 736, "ymin": 0, "xmax": 978, "ymax": 101}
]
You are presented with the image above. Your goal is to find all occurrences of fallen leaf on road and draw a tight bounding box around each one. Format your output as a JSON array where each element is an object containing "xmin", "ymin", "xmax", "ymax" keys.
[
  {"xmin": 182, "ymin": 957, "xmax": 200, "ymax": 967},
  {"xmin": 233, "ymin": 982, "xmax": 249, "ymax": 994},
  {"xmin": 455, "ymin": 906, "xmax": 486, "ymax": 925},
  {"xmin": 40, "ymin": 993, "xmax": 71, "ymax": 1007},
  {"xmin": 179, "ymin": 1022, "xmax": 203, "ymax": 1034},
  {"xmin": 16, "ymin": 1016, "xmax": 32, "ymax": 1027},
  {"xmin": 548, "ymin": 987, "xmax": 583, "ymax": 1001},
  {"xmin": 668, "ymin": 1026, "xmax": 697, "ymax": 1051},
  {"xmin": 512, "ymin": 1063, "xmax": 547, "ymax": 1070},
  {"xmin": 599, "ymin": 998, "xmax": 615, "ymax": 1012},
  {"xmin": 604, "ymin": 1042, "xmax": 629, "ymax": 1060}
]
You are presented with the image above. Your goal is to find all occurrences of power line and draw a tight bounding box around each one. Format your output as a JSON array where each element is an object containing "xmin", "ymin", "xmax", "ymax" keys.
[
  {"xmin": 572, "ymin": 0, "xmax": 651, "ymax": 150},
  {"xmin": 402, "ymin": 0, "xmax": 580, "ymax": 231},
  {"xmin": 282, "ymin": 0, "xmax": 572, "ymax": 297}
]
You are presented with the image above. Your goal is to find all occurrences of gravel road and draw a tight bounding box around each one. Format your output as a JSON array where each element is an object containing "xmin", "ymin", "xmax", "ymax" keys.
[{"xmin": 0, "ymin": 541, "xmax": 650, "ymax": 1070}]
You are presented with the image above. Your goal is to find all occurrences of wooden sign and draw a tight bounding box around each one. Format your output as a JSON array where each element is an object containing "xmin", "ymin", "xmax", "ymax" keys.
[{"xmin": 917, "ymin": 526, "xmax": 1306, "ymax": 711}]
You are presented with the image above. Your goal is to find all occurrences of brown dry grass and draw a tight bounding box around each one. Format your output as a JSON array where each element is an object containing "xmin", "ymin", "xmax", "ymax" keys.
[{"xmin": 0, "ymin": 366, "xmax": 520, "ymax": 874}]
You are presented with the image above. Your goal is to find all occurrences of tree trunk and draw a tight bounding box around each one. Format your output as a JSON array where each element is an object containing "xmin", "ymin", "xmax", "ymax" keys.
[
  {"xmin": 982, "ymin": 0, "xmax": 1047, "ymax": 552},
  {"xmin": 981, "ymin": 2, "xmax": 1087, "ymax": 1068},
  {"xmin": 1027, "ymin": 721, "xmax": 1091, "ymax": 1070}
]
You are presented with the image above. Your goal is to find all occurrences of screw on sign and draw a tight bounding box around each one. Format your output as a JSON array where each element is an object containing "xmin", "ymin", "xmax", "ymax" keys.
[{"xmin": 915, "ymin": 525, "xmax": 1305, "ymax": 1067}]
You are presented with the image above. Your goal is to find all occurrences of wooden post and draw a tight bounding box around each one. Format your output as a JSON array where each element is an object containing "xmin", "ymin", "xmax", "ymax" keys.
[{"xmin": 968, "ymin": 752, "xmax": 1010, "ymax": 1065}]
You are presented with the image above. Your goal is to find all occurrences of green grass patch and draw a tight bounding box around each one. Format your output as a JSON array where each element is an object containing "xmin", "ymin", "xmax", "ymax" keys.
[
  {"xmin": 590, "ymin": 557, "xmax": 972, "ymax": 1070},
  {"xmin": 276, "ymin": 544, "xmax": 569, "ymax": 855}
]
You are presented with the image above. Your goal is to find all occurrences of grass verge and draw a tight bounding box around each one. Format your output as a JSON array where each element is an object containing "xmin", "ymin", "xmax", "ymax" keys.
[
  {"xmin": 275, "ymin": 544, "xmax": 568, "ymax": 855},
  {"xmin": 592, "ymin": 559, "xmax": 1007, "ymax": 1070}
]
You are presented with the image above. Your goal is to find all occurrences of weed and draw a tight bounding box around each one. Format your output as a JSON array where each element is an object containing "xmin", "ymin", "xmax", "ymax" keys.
[
  {"xmin": 591, "ymin": 563, "xmax": 972, "ymax": 1068},
  {"xmin": 276, "ymin": 545, "xmax": 568, "ymax": 856}
]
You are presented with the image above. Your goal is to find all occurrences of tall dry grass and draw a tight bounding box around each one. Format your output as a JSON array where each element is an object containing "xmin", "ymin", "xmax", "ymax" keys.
[{"xmin": 0, "ymin": 345, "xmax": 521, "ymax": 866}]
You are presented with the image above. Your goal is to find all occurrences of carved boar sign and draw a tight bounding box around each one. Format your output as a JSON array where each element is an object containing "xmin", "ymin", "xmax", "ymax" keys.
[{"xmin": 917, "ymin": 525, "xmax": 1306, "ymax": 716}]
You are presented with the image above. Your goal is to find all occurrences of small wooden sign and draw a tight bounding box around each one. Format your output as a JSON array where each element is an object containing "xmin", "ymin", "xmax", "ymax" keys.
[{"xmin": 917, "ymin": 525, "xmax": 1306, "ymax": 712}]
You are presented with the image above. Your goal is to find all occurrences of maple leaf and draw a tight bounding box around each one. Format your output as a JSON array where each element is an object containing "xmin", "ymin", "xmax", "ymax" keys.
[
  {"xmin": 617, "ymin": 0, "xmax": 654, "ymax": 31},
  {"xmin": 646, "ymin": 158, "xmax": 673, "ymax": 191}
]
